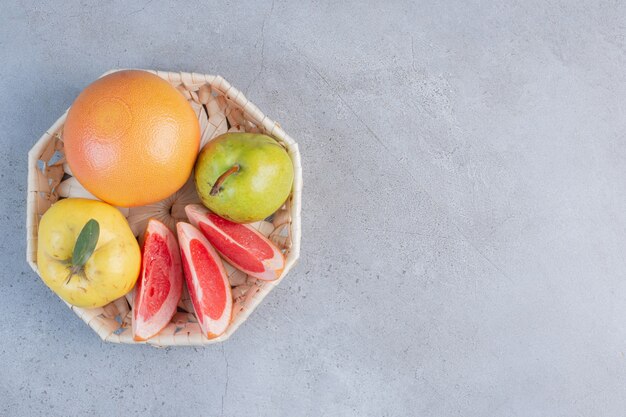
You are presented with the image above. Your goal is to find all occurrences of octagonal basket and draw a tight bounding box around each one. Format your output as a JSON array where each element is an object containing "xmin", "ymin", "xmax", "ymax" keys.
[{"xmin": 26, "ymin": 69, "xmax": 302, "ymax": 346}]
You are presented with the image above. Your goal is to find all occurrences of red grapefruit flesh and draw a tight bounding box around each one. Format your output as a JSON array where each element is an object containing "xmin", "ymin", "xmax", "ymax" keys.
[
  {"xmin": 132, "ymin": 219, "xmax": 183, "ymax": 341},
  {"xmin": 185, "ymin": 204, "xmax": 285, "ymax": 281},
  {"xmin": 176, "ymin": 222, "xmax": 232, "ymax": 338}
]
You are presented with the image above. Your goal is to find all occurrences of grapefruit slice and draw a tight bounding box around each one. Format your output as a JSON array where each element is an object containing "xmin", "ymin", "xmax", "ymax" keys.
[
  {"xmin": 176, "ymin": 222, "xmax": 232, "ymax": 339},
  {"xmin": 185, "ymin": 204, "xmax": 285, "ymax": 281},
  {"xmin": 132, "ymin": 219, "xmax": 183, "ymax": 341}
]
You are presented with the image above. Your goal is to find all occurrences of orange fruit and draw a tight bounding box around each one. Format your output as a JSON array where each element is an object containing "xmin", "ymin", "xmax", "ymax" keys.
[{"xmin": 63, "ymin": 70, "xmax": 200, "ymax": 207}]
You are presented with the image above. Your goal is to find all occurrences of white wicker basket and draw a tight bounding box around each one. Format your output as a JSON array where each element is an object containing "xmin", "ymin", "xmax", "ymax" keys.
[{"xmin": 26, "ymin": 69, "xmax": 302, "ymax": 346}]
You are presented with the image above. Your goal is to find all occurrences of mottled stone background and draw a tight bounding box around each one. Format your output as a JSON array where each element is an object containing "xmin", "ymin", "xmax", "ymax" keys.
[{"xmin": 2, "ymin": 1, "xmax": 625, "ymax": 416}]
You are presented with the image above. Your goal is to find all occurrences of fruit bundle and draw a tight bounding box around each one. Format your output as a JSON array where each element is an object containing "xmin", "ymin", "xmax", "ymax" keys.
[{"xmin": 26, "ymin": 70, "xmax": 302, "ymax": 345}]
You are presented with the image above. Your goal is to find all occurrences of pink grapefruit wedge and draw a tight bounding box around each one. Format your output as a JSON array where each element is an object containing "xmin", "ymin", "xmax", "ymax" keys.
[
  {"xmin": 185, "ymin": 204, "xmax": 285, "ymax": 281},
  {"xmin": 176, "ymin": 222, "xmax": 232, "ymax": 339},
  {"xmin": 132, "ymin": 219, "xmax": 183, "ymax": 341}
]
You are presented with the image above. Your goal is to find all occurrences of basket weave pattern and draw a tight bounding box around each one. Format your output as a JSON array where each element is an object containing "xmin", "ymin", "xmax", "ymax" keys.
[{"xmin": 26, "ymin": 70, "xmax": 302, "ymax": 346}]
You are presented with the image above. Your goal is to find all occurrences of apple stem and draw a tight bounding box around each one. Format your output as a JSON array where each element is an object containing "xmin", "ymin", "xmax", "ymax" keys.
[
  {"xmin": 65, "ymin": 265, "xmax": 83, "ymax": 285},
  {"xmin": 210, "ymin": 164, "xmax": 240, "ymax": 196}
]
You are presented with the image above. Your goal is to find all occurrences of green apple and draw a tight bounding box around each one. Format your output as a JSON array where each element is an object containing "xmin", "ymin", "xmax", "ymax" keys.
[{"xmin": 194, "ymin": 133, "xmax": 294, "ymax": 223}]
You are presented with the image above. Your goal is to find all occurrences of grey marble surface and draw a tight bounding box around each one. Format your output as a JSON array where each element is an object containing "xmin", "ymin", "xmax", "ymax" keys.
[{"xmin": 2, "ymin": 1, "xmax": 626, "ymax": 416}]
